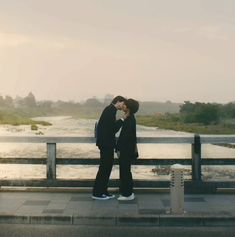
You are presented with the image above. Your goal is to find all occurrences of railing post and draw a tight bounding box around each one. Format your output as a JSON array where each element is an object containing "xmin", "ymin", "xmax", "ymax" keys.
[
  {"xmin": 191, "ymin": 134, "xmax": 201, "ymax": 181},
  {"xmin": 47, "ymin": 143, "xmax": 56, "ymax": 180}
]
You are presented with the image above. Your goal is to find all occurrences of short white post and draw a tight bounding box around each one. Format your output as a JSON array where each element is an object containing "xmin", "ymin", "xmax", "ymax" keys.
[{"xmin": 170, "ymin": 164, "xmax": 184, "ymax": 214}]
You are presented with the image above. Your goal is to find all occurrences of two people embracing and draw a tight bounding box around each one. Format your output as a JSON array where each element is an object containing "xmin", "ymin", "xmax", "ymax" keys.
[{"xmin": 92, "ymin": 96, "xmax": 139, "ymax": 201}]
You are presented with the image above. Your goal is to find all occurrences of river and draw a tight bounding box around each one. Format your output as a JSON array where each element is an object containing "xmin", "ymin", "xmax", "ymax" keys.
[{"xmin": 0, "ymin": 116, "xmax": 235, "ymax": 181}]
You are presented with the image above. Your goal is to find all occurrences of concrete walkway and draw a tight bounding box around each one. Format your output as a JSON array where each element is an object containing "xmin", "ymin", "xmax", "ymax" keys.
[{"xmin": 0, "ymin": 190, "xmax": 235, "ymax": 227}]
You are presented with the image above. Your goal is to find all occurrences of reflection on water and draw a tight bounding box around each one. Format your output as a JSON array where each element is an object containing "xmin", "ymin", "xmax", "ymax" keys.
[{"xmin": 0, "ymin": 116, "xmax": 235, "ymax": 181}]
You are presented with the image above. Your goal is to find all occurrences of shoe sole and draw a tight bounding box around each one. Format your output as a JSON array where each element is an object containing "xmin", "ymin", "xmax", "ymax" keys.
[
  {"xmin": 117, "ymin": 194, "xmax": 135, "ymax": 201},
  {"xmin": 117, "ymin": 198, "xmax": 135, "ymax": 201},
  {"xmin": 107, "ymin": 195, "xmax": 115, "ymax": 199},
  {"xmin": 92, "ymin": 196, "xmax": 110, "ymax": 200}
]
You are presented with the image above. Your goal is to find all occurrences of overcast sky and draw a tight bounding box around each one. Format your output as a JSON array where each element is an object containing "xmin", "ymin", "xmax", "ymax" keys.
[{"xmin": 0, "ymin": 0, "xmax": 235, "ymax": 103}]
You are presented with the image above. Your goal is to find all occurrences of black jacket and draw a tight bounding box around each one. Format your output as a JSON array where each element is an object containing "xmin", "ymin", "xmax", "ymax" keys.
[
  {"xmin": 96, "ymin": 104, "xmax": 123, "ymax": 149},
  {"xmin": 116, "ymin": 114, "xmax": 137, "ymax": 156}
]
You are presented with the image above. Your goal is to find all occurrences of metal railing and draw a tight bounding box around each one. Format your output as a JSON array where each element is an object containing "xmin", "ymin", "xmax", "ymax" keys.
[{"xmin": 0, "ymin": 134, "xmax": 235, "ymax": 193}]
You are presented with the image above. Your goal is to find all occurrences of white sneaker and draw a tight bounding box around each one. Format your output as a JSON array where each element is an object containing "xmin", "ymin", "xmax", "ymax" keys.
[
  {"xmin": 92, "ymin": 194, "xmax": 110, "ymax": 200},
  {"xmin": 117, "ymin": 193, "xmax": 135, "ymax": 201},
  {"xmin": 105, "ymin": 193, "xmax": 115, "ymax": 199}
]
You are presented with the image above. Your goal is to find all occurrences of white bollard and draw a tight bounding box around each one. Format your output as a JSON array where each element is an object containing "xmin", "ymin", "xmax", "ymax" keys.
[{"xmin": 170, "ymin": 164, "xmax": 184, "ymax": 214}]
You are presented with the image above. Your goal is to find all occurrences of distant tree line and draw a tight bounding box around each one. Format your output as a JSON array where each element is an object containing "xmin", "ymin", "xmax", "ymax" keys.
[
  {"xmin": 0, "ymin": 92, "xmax": 181, "ymax": 118},
  {"xmin": 180, "ymin": 101, "xmax": 235, "ymax": 125},
  {"xmin": 0, "ymin": 92, "xmax": 37, "ymax": 108},
  {"xmin": 1, "ymin": 93, "xmax": 235, "ymax": 130}
]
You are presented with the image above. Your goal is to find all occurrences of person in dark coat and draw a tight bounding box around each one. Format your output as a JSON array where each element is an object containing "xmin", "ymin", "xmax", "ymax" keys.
[
  {"xmin": 92, "ymin": 96, "xmax": 126, "ymax": 200},
  {"xmin": 116, "ymin": 98, "xmax": 139, "ymax": 201}
]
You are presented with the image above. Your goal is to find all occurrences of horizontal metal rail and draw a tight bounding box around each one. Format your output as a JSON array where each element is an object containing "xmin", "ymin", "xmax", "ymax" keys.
[
  {"xmin": 0, "ymin": 158, "xmax": 192, "ymax": 165},
  {"xmin": 1, "ymin": 158, "xmax": 235, "ymax": 165},
  {"xmin": 0, "ymin": 135, "xmax": 234, "ymax": 144}
]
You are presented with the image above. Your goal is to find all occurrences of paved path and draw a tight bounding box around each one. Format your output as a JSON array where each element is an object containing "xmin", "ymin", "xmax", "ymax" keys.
[{"xmin": 0, "ymin": 191, "xmax": 235, "ymax": 227}]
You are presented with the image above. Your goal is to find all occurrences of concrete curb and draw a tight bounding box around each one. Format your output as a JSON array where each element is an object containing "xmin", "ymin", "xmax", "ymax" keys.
[{"xmin": 0, "ymin": 214, "xmax": 234, "ymax": 227}]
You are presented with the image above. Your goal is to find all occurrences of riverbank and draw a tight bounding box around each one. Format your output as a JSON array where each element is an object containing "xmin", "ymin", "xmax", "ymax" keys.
[
  {"xmin": 1, "ymin": 108, "xmax": 235, "ymax": 135},
  {"xmin": 136, "ymin": 115, "xmax": 235, "ymax": 135},
  {"xmin": 0, "ymin": 110, "xmax": 51, "ymax": 127}
]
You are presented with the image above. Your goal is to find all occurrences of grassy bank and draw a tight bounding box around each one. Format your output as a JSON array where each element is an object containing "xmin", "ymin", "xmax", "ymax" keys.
[
  {"xmin": 0, "ymin": 109, "xmax": 51, "ymax": 126},
  {"xmin": 1, "ymin": 107, "xmax": 235, "ymax": 135},
  {"xmin": 136, "ymin": 115, "xmax": 235, "ymax": 134}
]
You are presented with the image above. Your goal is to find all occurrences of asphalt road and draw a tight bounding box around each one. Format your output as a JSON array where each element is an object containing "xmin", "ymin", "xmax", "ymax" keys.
[{"xmin": 0, "ymin": 224, "xmax": 235, "ymax": 237}]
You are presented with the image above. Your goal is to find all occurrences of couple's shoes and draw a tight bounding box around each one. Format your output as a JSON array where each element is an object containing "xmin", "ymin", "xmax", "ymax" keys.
[
  {"xmin": 92, "ymin": 193, "xmax": 115, "ymax": 200},
  {"xmin": 117, "ymin": 193, "xmax": 135, "ymax": 201},
  {"xmin": 92, "ymin": 193, "xmax": 135, "ymax": 201}
]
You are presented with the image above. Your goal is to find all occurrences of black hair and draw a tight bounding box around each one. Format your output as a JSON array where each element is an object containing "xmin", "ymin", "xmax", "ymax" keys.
[
  {"xmin": 112, "ymin": 95, "xmax": 126, "ymax": 104},
  {"xmin": 125, "ymin": 99, "xmax": 139, "ymax": 114}
]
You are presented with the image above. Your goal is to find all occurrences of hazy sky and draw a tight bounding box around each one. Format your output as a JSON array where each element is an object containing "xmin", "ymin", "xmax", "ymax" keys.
[{"xmin": 0, "ymin": 0, "xmax": 235, "ymax": 103}]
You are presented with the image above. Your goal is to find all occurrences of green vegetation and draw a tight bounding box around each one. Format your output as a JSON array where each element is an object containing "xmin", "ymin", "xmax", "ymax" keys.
[
  {"xmin": 0, "ymin": 109, "xmax": 51, "ymax": 126},
  {"xmin": 1, "ymin": 93, "xmax": 235, "ymax": 135},
  {"xmin": 137, "ymin": 101, "xmax": 235, "ymax": 134},
  {"xmin": 137, "ymin": 115, "xmax": 235, "ymax": 134},
  {"xmin": 31, "ymin": 124, "xmax": 38, "ymax": 130}
]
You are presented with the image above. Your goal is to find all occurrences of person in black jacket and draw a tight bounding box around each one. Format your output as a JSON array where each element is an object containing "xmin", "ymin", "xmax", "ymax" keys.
[
  {"xmin": 92, "ymin": 96, "xmax": 126, "ymax": 200},
  {"xmin": 116, "ymin": 98, "xmax": 139, "ymax": 201}
]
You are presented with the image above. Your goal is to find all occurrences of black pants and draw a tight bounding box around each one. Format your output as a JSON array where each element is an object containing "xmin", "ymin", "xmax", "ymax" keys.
[
  {"xmin": 119, "ymin": 153, "xmax": 133, "ymax": 197},
  {"xmin": 93, "ymin": 147, "xmax": 114, "ymax": 196}
]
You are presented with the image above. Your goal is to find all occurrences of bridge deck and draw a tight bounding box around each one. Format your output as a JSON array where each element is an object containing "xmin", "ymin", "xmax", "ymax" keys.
[{"xmin": 0, "ymin": 190, "xmax": 234, "ymax": 226}]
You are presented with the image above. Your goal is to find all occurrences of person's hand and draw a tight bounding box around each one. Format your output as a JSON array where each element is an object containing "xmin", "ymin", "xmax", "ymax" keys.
[
  {"xmin": 123, "ymin": 111, "xmax": 129, "ymax": 119},
  {"xmin": 116, "ymin": 151, "xmax": 120, "ymax": 159}
]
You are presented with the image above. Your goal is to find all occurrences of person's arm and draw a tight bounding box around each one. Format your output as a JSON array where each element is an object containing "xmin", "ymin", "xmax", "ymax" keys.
[{"xmin": 114, "ymin": 119, "xmax": 124, "ymax": 133}]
